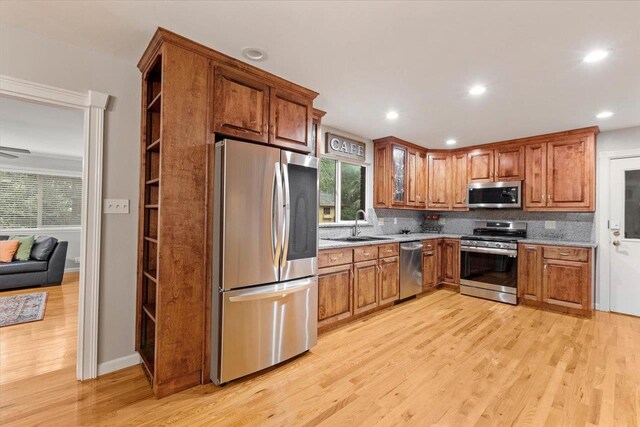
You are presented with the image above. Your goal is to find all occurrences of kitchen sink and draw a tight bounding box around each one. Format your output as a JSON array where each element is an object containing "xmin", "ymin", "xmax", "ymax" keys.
[{"xmin": 325, "ymin": 236, "xmax": 393, "ymax": 242}]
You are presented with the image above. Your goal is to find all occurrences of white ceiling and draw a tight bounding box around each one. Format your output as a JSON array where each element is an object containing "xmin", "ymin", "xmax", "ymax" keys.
[
  {"xmin": 0, "ymin": 96, "xmax": 84, "ymax": 157},
  {"xmin": 1, "ymin": 1, "xmax": 639, "ymax": 148}
]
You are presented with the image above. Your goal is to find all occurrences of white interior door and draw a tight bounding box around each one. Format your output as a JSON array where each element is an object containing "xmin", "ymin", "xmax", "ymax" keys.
[{"xmin": 609, "ymin": 156, "xmax": 640, "ymax": 317}]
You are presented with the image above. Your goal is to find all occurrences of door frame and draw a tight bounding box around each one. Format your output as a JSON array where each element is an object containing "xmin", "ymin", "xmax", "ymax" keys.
[
  {"xmin": 0, "ymin": 75, "xmax": 109, "ymax": 380},
  {"xmin": 597, "ymin": 148, "xmax": 640, "ymax": 312}
]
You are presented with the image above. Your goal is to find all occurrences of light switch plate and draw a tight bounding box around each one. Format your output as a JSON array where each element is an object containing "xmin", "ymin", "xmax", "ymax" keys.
[
  {"xmin": 545, "ymin": 220, "xmax": 556, "ymax": 230},
  {"xmin": 379, "ymin": 218, "xmax": 384, "ymax": 226},
  {"xmin": 104, "ymin": 199, "xmax": 130, "ymax": 214},
  {"xmin": 439, "ymin": 218, "xmax": 446, "ymax": 225},
  {"xmin": 393, "ymin": 218, "xmax": 398, "ymax": 225}
]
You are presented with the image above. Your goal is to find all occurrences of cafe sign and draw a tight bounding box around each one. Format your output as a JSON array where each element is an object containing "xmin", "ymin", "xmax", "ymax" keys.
[{"xmin": 325, "ymin": 133, "xmax": 366, "ymax": 161}]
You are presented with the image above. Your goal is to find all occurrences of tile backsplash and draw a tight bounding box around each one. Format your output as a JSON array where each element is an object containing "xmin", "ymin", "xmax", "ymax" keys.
[{"xmin": 319, "ymin": 209, "xmax": 595, "ymax": 242}]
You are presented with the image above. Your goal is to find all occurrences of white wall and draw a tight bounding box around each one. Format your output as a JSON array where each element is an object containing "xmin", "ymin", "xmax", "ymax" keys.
[{"xmin": 0, "ymin": 24, "xmax": 140, "ymax": 366}]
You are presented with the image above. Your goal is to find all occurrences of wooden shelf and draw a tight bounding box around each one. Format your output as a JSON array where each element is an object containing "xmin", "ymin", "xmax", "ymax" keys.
[
  {"xmin": 145, "ymin": 204, "xmax": 159, "ymax": 209},
  {"xmin": 147, "ymin": 92, "xmax": 162, "ymax": 112},
  {"xmin": 143, "ymin": 269, "xmax": 157, "ymax": 283},
  {"xmin": 139, "ymin": 346, "xmax": 155, "ymax": 380},
  {"xmin": 146, "ymin": 138, "xmax": 160, "ymax": 151},
  {"xmin": 146, "ymin": 178, "xmax": 160, "ymax": 185},
  {"xmin": 143, "ymin": 304, "xmax": 156, "ymax": 323}
]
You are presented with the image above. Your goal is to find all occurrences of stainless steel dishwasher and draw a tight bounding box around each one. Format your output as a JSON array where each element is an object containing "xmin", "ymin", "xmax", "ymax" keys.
[{"xmin": 400, "ymin": 241, "xmax": 423, "ymax": 299}]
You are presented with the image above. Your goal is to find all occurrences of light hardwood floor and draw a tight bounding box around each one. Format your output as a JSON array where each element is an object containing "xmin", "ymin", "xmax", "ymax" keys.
[{"xmin": 1, "ymin": 285, "xmax": 639, "ymax": 426}]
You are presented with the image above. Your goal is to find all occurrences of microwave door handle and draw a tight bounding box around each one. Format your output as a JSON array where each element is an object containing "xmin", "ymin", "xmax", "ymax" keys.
[
  {"xmin": 272, "ymin": 163, "xmax": 283, "ymax": 270},
  {"xmin": 281, "ymin": 162, "xmax": 290, "ymax": 268}
]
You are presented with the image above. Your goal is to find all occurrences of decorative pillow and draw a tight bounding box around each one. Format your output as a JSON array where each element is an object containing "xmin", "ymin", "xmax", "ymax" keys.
[
  {"xmin": 30, "ymin": 236, "xmax": 59, "ymax": 261},
  {"xmin": 9, "ymin": 235, "xmax": 35, "ymax": 261},
  {"xmin": 0, "ymin": 240, "xmax": 20, "ymax": 263}
]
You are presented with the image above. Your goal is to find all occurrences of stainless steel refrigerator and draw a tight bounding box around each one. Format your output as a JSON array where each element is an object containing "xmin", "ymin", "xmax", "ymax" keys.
[{"xmin": 210, "ymin": 139, "xmax": 318, "ymax": 385}]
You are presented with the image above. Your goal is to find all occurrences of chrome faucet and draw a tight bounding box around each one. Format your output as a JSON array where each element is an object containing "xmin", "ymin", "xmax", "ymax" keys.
[{"xmin": 352, "ymin": 209, "xmax": 367, "ymax": 237}]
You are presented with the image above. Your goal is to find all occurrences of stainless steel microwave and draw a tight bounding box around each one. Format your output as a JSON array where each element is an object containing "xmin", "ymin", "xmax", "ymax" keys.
[{"xmin": 467, "ymin": 181, "xmax": 522, "ymax": 209}]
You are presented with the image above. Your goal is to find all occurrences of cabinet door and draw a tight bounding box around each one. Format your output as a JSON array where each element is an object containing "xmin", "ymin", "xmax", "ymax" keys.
[
  {"xmin": 374, "ymin": 145, "xmax": 390, "ymax": 208},
  {"xmin": 524, "ymin": 143, "xmax": 547, "ymax": 209},
  {"xmin": 407, "ymin": 150, "xmax": 417, "ymax": 206},
  {"xmin": 441, "ymin": 239, "xmax": 460, "ymax": 284},
  {"xmin": 427, "ymin": 153, "xmax": 451, "ymax": 209},
  {"xmin": 378, "ymin": 256, "xmax": 400, "ymax": 304},
  {"xmin": 269, "ymin": 87, "xmax": 313, "ymax": 153},
  {"xmin": 542, "ymin": 259, "xmax": 590, "ymax": 310},
  {"xmin": 392, "ymin": 145, "xmax": 408, "ymax": 206},
  {"xmin": 213, "ymin": 66, "xmax": 270, "ymax": 143},
  {"xmin": 546, "ymin": 136, "xmax": 594, "ymax": 210},
  {"xmin": 495, "ymin": 145, "xmax": 525, "ymax": 181},
  {"xmin": 451, "ymin": 152, "xmax": 468, "ymax": 209},
  {"xmin": 422, "ymin": 250, "xmax": 437, "ymax": 290},
  {"xmin": 318, "ymin": 264, "xmax": 353, "ymax": 327},
  {"xmin": 416, "ymin": 151, "xmax": 427, "ymax": 208},
  {"xmin": 354, "ymin": 260, "xmax": 379, "ymax": 314},
  {"xmin": 518, "ymin": 245, "xmax": 542, "ymax": 302},
  {"xmin": 468, "ymin": 149, "xmax": 494, "ymax": 182}
]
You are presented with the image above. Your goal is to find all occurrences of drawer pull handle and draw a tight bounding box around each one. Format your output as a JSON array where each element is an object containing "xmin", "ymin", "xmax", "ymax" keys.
[
  {"xmin": 363, "ymin": 252, "xmax": 371, "ymax": 256},
  {"xmin": 559, "ymin": 252, "xmax": 570, "ymax": 256},
  {"xmin": 330, "ymin": 257, "xmax": 338, "ymax": 262}
]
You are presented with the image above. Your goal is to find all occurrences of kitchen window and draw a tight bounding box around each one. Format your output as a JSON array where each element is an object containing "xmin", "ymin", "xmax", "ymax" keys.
[
  {"xmin": 0, "ymin": 171, "xmax": 82, "ymax": 229},
  {"xmin": 319, "ymin": 157, "xmax": 368, "ymax": 224}
]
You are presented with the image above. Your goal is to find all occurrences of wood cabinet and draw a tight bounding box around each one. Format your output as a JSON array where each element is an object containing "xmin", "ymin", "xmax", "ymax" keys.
[
  {"xmin": 495, "ymin": 145, "xmax": 525, "ymax": 181},
  {"xmin": 422, "ymin": 246, "xmax": 438, "ymax": 290},
  {"xmin": 440, "ymin": 239, "xmax": 460, "ymax": 285},
  {"xmin": 213, "ymin": 65, "xmax": 270, "ymax": 143},
  {"xmin": 373, "ymin": 137, "xmax": 428, "ymax": 209},
  {"xmin": 378, "ymin": 256, "xmax": 400, "ymax": 305},
  {"xmin": 467, "ymin": 149, "xmax": 494, "ymax": 183},
  {"xmin": 353, "ymin": 261, "xmax": 378, "ymax": 314},
  {"xmin": 427, "ymin": 152, "xmax": 451, "ymax": 209},
  {"xmin": 451, "ymin": 152, "xmax": 468, "ymax": 209},
  {"xmin": 518, "ymin": 244, "xmax": 542, "ymax": 303},
  {"xmin": 318, "ymin": 264, "xmax": 353, "ymax": 327},
  {"xmin": 524, "ymin": 134, "xmax": 595, "ymax": 211},
  {"xmin": 269, "ymin": 87, "xmax": 313, "ymax": 153},
  {"xmin": 518, "ymin": 243, "xmax": 593, "ymax": 317}
]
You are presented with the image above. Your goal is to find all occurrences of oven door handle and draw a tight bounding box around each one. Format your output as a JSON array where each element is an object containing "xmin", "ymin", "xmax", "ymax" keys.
[{"xmin": 461, "ymin": 246, "xmax": 518, "ymax": 257}]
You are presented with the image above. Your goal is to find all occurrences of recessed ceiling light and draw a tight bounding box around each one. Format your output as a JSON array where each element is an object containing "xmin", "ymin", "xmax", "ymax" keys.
[
  {"xmin": 596, "ymin": 111, "xmax": 613, "ymax": 119},
  {"xmin": 386, "ymin": 111, "xmax": 399, "ymax": 120},
  {"xmin": 583, "ymin": 50, "xmax": 609, "ymax": 63},
  {"xmin": 469, "ymin": 85, "xmax": 486, "ymax": 96},
  {"xmin": 241, "ymin": 47, "xmax": 267, "ymax": 62},
  {"xmin": 446, "ymin": 139, "xmax": 457, "ymax": 146}
]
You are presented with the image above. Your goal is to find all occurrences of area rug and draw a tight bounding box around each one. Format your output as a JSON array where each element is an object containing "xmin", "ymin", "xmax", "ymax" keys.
[{"xmin": 0, "ymin": 292, "xmax": 47, "ymax": 327}]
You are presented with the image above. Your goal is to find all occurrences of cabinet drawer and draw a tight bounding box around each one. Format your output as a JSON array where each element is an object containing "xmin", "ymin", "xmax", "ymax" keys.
[
  {"xmin": 422, "ymin": 240, "xmax": 436, "ymax": 251},
  {"xmin": 543, "ymin": 246, "xmax": 589, "ymax": 262},
  {"xmin": 354, "ymin": 246, "xmax": 378, "ymax": 262},
  {"xmin": 378, "ymin": 243, "xmax": 399, "ymax": 259},
  {"xmin": 318, "ymin": 248, "xmax": 353, "ymax": 268}
]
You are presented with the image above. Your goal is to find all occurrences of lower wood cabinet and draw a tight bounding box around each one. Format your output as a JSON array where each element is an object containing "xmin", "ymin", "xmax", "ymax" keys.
[
  {"xmin": 353, "ymin": 260, "xmax": 378, "ymax": 315},
  {"xmin": 378, "ymin": 256, "xmax": 400, "ymax": 305},
  {"xmin": 440, "ymin": 239, "xmax": 460, "ymax": 285},
  {"xmin": 518, "ymin": 244, "xmax": 593, "ymax": 317},
  {"xmin": 317, "ymin": 264, "xmax": 353, "ymax": 328},
  {"xmin": 422, "ymin": 248, "xmax": 438, "ymax": 290}
]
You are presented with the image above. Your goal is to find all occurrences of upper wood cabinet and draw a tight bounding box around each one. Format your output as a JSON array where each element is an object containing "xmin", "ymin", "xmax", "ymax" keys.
[
  {"xmin": 373, "ymin": 137, "xmax": 428, "ymax": 209},
  {"xmin": 524, "ymin": 132, "xmax": 595, "ymax": 212},
  {"xmin": 427, "ymin": 152, "xmax": 451, "ymax": 210},
  {"xmin": 213, "ymin": 66, "xmax": 315, "ymax": 153},
  {"xmin": 213, "ymin": 66, "xmax": 270, "ymax": 143},
  {"xmin": 269, "ymin": 87, "xmax": 313, "ymax": 153},
  {"xmin": 495, "ymin": 145, "xmax": 525, "ymax": 181},
  {"xmin": 451, "ymin": 152, "xmax": 468, "ymax": 209},
  {"xmin": 467, "ymin": 149, "xmax": 494, "ymax": 183}
]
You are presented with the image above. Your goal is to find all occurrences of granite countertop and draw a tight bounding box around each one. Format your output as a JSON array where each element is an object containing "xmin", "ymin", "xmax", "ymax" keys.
[
  {"xmin": 319, "ymin": 234, "xmax": 597, "ymax": 250},
  {"xmin": 319, "ymin": 233, "xmax": 462, "ymax": 250}
]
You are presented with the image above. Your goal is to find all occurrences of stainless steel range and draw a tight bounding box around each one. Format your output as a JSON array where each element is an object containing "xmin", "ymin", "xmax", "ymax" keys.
[{"xmin": 460, "ymin": 221, "xmax": 526, "ymax": 305}]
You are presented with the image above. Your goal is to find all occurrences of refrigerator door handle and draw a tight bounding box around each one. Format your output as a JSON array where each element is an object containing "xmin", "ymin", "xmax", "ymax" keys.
[
  {"xmin": 272, "ymin": 163, "xmax": 283, "ymax": 270},
  {"xmin": 281, "ymin": 162, "xmax": 290, "ymax": 268},
  {"xmin": 227, "ymin": 281, "xmax": 315, "ymax": 302}
]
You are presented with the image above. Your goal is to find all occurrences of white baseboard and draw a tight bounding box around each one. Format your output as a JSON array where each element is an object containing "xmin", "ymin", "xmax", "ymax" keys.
[{"xmin": 97, "ymin": 352, "xmax": 140, "ymax": 376}]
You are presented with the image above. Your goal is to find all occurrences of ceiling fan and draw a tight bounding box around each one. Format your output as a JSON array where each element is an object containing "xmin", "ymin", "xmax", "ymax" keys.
[{"xmin": 0, "ymin": 146, "xmax": 31, "ymax": 159}]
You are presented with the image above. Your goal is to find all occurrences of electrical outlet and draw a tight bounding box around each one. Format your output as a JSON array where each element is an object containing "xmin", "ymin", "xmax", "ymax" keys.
[
  {"xmin": 545, "ymin": 221, "xmax": 556, "ymax": 230},
  {"xmin": 378, "ymin": 218, "xmax": 384, "ymax": 226},
  {"xmin": 438, "ymin": 218, "xmax": 446, "ymax": 225},
  {"xmin": 103, "ymin": 199, "xmax": 130, "ymax": 214},
  {"xmin": 393, "ymin": 218, "xmax": 398, "ymax": 225},
  {"xmin": 74, "ymin": 256, "xmax": 81, "ymax": 263}
]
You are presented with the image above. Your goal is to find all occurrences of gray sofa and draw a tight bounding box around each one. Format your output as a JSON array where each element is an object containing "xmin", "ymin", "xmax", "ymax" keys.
[{"xmin": 0, "ymin": 235, "xmax": 68, "ymax": 291}]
